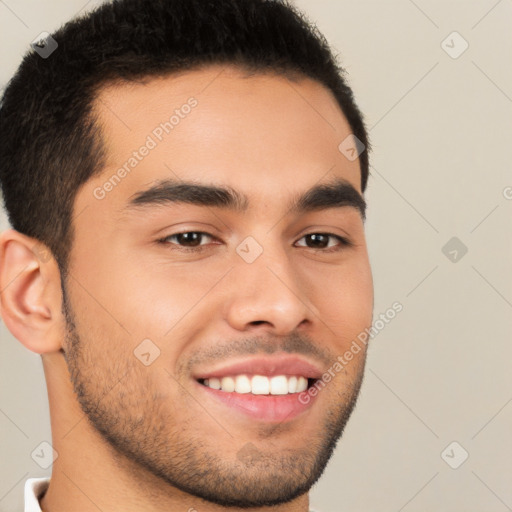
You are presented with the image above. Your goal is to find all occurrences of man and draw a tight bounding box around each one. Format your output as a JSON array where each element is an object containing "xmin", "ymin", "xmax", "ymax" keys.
[{"xmin": 0, "ymin": 0, "xmax": 373, "ymax": 510}]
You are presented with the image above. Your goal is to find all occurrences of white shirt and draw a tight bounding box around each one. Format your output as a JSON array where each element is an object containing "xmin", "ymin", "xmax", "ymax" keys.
[
  {"xmin": 24, "ymin": 478, "xmax": 49, "ymax": 512},
  {"xmin": 24, "ymin": 477, "xmax": 318, "ymax": 511}
]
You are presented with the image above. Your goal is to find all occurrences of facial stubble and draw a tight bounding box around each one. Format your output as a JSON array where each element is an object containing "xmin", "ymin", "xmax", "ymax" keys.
[{"xmin": 60, "ymin": 280, "xmax": 366, "ymax": 508}]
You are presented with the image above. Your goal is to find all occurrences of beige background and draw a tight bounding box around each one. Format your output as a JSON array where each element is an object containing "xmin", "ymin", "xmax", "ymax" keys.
[{"xmin": 1, "ymin": 1, "xmax": 511, "ymax": 511}]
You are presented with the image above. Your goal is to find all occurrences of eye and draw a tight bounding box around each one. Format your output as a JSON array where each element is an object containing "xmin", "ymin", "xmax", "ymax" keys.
[
  {"xmin": 157, "ymin": 231, "xmax": 351, "ymax": 254},
  {"xmin": 158, "ymin": 231, "xmax": 218, "ymax": 251},
  {"xmin": 295, "ymin": 233, "xmax": 352, "ymax": 252}
]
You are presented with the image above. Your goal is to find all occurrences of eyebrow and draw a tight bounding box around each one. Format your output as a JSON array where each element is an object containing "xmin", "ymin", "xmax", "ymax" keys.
[{"xmin": 124, "ymin": 177, "xmax": 366, "ymax": 219}]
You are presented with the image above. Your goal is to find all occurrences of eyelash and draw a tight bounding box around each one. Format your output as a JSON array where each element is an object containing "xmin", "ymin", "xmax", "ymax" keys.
[{"xmin": 156, "ymin": 231, "xmax": 353, "ymax": 254}]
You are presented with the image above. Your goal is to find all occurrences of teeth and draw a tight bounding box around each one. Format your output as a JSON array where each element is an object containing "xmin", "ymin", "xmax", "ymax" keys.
[
  {"xmin": 296, "ymin": 376, "xmax": 308, "ymax": 392},
  {"xmin": 208, "ymin": 377, "xmax": 221, "ymax": 390},
  {"xmin": 252, "ymin": 375, "xmax": 270, "ymax": 395},
  {"xmin": 288, "ymin": 376, "xmax": 298, "ymax": 393},
  {"xmin": 221, "ymin": 376, "xmax": 235, "ymax": 392},
  {"xmin": 234, "ymin": 375, "xmax": 251, "ymax": 394},
  {"xmin": 201, "ymin": 374, "xmax": 312, "ymax": 395},
  {"xmin": 270, "ymin": 375, "xmax": 288, "ymax": 395}
]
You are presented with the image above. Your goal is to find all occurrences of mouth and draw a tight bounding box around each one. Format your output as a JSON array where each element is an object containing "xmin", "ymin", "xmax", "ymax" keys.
[{"xmin": 192, "ymin": 355, "xmax": 323, "ymax": 423}]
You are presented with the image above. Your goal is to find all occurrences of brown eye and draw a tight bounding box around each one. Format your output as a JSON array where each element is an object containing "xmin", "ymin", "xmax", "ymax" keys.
[
  {"xmin": 304, "ymin": 234, "xmax": 329, "ymax": 249},
  {"xmin": 174, "ymin": 232, "xmax": 204, "ymax": 246},
  {"xmin": 161, "ymin": 231, "xmax": 215, "ymax": 248},
  {"xmin": 295, "ymin": 233, "xmax": 351, "ymax": 251}
]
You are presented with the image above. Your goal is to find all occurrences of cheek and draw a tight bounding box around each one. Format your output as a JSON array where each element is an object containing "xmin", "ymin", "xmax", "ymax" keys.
[
  {"xmin": 64, "ymin": 287, "xmax": 169, "ymax": 403},
  {"xmin": 75, "ymin": 248, "xmax": 226, "ymax": 340},
  {"xmin": 119, "ymin": 260, "xmax": 230, "ymax": 338},
  {"xmin": 300, "ymin": 258, "xmax": 373, "ymax": 336},
  {"xmin": 342, "ymin": 263, "xmax": 374, "ymax": 327}
]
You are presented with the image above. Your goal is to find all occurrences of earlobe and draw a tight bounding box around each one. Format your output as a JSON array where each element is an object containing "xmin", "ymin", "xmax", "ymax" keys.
[{"xmin": 0, "ymin": 229, "xmax": 65, "ymax": 354}]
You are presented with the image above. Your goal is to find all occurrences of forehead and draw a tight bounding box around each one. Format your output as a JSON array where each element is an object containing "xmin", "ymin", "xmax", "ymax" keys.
[{"xmin": 78, "ymin": 65, "xmax": 362, "ymax": 217}]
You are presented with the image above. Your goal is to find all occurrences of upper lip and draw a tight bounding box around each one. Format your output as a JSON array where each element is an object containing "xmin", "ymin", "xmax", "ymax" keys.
[{"xmin": 193, "ymin": 354, "xmax": 324, "ymax": 380}]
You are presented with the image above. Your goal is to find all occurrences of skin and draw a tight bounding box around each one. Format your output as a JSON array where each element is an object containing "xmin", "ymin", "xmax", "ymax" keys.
[{"xmin": 0, "ymin": 65, "xmax": 373, "ymax": 512}]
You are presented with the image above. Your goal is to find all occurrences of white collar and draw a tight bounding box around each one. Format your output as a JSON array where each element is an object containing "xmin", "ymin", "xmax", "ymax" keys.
[{"xmin": 24, "ymin": 477, "xmax": 49, "ymax": 512}]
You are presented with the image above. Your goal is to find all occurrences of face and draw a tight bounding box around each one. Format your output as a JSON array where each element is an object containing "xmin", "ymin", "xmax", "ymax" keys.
[{"xmin": 63, "ymin": 65, "xmax": 373, "ymax": 507}]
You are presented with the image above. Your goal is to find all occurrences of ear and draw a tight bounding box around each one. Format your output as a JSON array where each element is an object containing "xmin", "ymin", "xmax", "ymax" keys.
[{"xmin": 0, "ymin": 229, "xmax": 65, "ymax": 354}]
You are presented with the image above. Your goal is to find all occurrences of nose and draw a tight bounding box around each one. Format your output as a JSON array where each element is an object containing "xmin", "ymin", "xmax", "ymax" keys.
[{"xmin": 223, "ymin": 241, "xmax": 314, "ymax": 335}]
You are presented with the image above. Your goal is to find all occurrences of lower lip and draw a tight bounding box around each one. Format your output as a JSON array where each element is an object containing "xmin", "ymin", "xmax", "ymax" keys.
[{"xmin": 195, "ymin": 381, "xmax": 318, "ymax": 423}]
